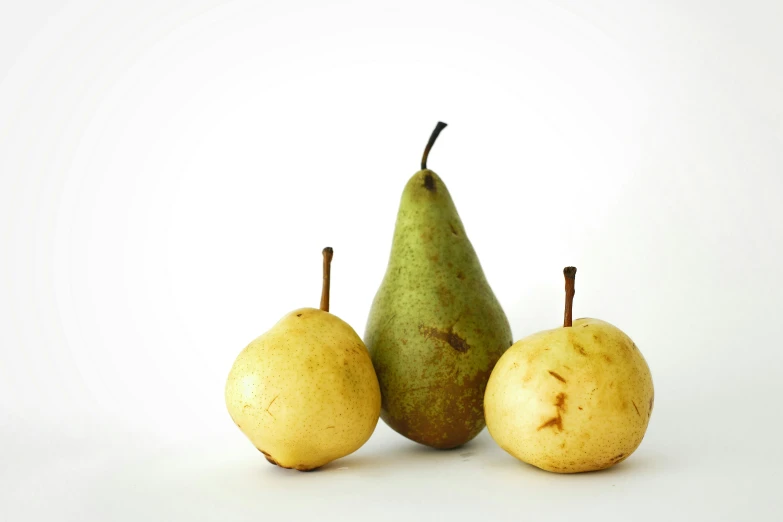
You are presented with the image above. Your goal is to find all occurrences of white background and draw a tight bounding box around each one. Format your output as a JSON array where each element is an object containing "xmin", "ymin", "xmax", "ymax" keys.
[{"xmin": 1, "ymin": 0, "xmax": 781, "ymax": 520}]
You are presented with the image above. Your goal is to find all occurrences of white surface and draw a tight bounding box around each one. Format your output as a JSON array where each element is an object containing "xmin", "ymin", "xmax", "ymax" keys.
[
  {"xmin": 2, "ymin": 421, "xmax": 770, "ymax": 521},
  {"xmin": 1, "ymin": 1, "xmax": 781, "ymax": 520}
]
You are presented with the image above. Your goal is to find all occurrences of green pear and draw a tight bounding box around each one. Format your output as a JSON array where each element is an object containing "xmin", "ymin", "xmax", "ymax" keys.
[
  {"xmin": 365, "ymin": 122, "xmax": 512, "ymax": 449},
  {"xmin": 484, "ymin": 267, "xmax": 654, "ymax": 473},
  {"xmin": 226, "ymin": 248, "xmax": 381, "ymax": 471}
]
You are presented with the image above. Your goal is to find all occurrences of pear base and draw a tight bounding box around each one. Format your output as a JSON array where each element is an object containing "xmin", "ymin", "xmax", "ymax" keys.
[
  {"xmin": 258, "ymin": 448, "xmax": 319, "ymax": 472},
  {"xmin": 380, "ymin": 410, "xmax": 484, "ymax": 451}
]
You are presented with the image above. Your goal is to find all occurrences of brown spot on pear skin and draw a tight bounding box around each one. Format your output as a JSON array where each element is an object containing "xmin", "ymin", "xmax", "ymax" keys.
[
  {"xmin": 423, "ymin": 173, "xmax": 436, "ymax": 191},
  {"xmin": 265, "ymin": 395, "xmax": 279, "ymax": 418},
  {"xmin": 574, "ymin": 343, "xmax": 588, "ymax": 356},
  {"xmin": 418, "ymin": 324, "xmax": 470, "ymax": 353},
  {"xmin": 456, "ymin": 272, "xmax": 465, "ymax": 280},
  {"xmin": 548, "ymin": 370, "xmax": 567, "ymax": 383},
  {"xmin": 537, "ymin": 416, "xmax": 563, "ymax": 431},
  {"xmin": 602, "ymin": 354, "xmax": 613, "ymax": 363},
  {"xmin": 538, "ymin": 393, "xmax": 567, "ymax": 431},
  {"xmin": 436, "ymin": 285, "xmax": 453, "ymax": 306},
  {"xmin": 259, "ymin": 449, "xmax": 282, "ymax": 467},
  {"xmin": 449, "ymin": 223, "xmax": 459, "ymax": 236},
  {"xmin": 632, "ymin": 401, "xmax": 640, "ymax": 416},
  {"xmin": 259, "ymin": 449, "xmax": 319, "ymax": 472}
]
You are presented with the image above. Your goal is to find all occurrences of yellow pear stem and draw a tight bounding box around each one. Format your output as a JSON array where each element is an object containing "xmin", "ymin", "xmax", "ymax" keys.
[
  {"xmin": 563, "ymin": 266, "xmax": 577, "ymax": 327},
  {"xmin": 320, "ymin": 247, "xmax": 334, "ymax": 312},
  {"xmin": 421, "ymin": 121, "xmax": 448, "ymax": 170}
]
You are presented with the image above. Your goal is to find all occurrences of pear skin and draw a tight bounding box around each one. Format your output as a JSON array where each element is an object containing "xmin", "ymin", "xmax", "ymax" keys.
[
  {"xmin": 365, "ymin": 123, "xmax": 512, "ymax": 449},
  {"xmin": 226, "ymin": 308, "xmax": 381, "ymax": 470}
]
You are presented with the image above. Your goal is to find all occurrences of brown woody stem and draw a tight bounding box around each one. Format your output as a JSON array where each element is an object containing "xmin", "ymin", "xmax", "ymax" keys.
[
  {"xmin": 421, "ymin": 121, "xmax": 447, "ymax": 170},
  {"xmin": 563, "ymin": 266, "xmax": 577, "ymax": 327},
  {"xmin": 320, "ymin": 247, "xmax": 333, "ymax": 312}
]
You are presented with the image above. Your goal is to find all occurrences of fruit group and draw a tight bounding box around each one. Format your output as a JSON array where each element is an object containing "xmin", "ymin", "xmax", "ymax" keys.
[
  {"xmin": 484, "ymin": 267, "xmax": 654, "ymax": 473},
  {"xmin": 365, "ymin": 122, "xmax": 512, "ymax": 449},
  {"xmin": 225, "ymin": 248, "xmax": 381, "ymax": 470}
]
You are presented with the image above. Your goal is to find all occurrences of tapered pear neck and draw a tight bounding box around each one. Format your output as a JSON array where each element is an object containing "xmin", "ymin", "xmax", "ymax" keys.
[
  {"xmin": 320, "ymin": 247, "xmax": 333, "ymax": 312},
  {"xmin": 399, "ymin": 169, "xmax": 458, "ymax": 204},
  {"xmin": 563, "ymin": 267, "xmax": 576, "ymax": 327},
  {"xmin": 421, "ymin": 122, "xmax": 447, "ymax": 170}
]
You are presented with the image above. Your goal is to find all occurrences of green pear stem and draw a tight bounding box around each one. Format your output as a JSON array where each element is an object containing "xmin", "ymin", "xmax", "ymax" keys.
[
  {"xmin": 563, "ymin": 266, "xmax": 577, "ymax": 327},
  {"xmin": 320, "ymin": 247, "xmax": 333, "ymax": 312},
  {"xmin": 421, "ymin": 121, "xmax": 448, "ymax": 170}
]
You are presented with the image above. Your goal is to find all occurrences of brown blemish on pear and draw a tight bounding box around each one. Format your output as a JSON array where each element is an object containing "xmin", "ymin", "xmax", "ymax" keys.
[
  {"xmin": 537, "ymin": 416, "xmax": 563, "ymax": 431},
  {"xmin": 259, "ymin": 448, "xmax": 284, "ymax": 468},
  {"xmin": 548, "ymin": 370, "xmax": 567, "ymax": 383},
  {"xmin": 538, "ymin": 392, "xmax": 567, "ymax": 432},
  {"xmin": 418, "ymin": 324, "xmax": 471, "ymax": 353},
  {"xmin": 423, "ymin": 173, "xmax": 436, "ymax": 191}
]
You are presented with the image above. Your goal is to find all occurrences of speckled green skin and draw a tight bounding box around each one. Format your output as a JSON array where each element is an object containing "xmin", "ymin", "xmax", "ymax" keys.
[{"xmin": 365, "ymin": 169, "xmax": 512, "ymax": 449}]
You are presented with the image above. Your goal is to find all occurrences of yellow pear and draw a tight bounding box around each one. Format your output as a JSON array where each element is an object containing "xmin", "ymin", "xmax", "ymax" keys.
[
  {"xmin": 484, "ymin": 267, "xmax": 654, "ymax": 473},
  {"xmin": 225, "ymin": 248, "xmax": 381, "ymax": 471}
]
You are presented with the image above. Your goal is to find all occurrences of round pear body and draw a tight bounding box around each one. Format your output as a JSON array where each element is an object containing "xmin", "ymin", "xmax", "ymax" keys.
[
  {"xmin": 225, "ymin": 308, "xmax": 381, "ymax": 471},
  {"xmin": 365, "ymin": 169, "xmax": 512, "ymax": 449},
  {"xmin": 484, "ymin": 318, "xmax": 653, "ymax": 473}
]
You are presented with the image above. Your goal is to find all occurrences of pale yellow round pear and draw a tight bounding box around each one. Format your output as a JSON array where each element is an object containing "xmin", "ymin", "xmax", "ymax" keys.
[
  {"xmin": 484, "ymin": 268, "xmax": 654, "ymax": 473},
  {"xmin": 225, "ymin": 249, "xmax": 381, "ymax": 471}
]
